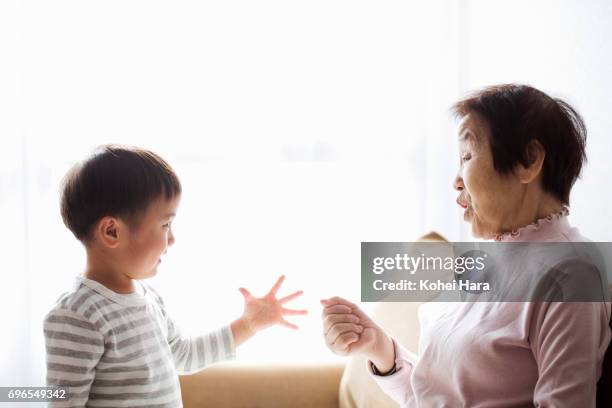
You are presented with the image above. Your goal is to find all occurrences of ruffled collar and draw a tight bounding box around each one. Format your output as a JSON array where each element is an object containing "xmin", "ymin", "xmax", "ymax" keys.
[{"xmin": 493, "ymin": 205, "xmax": 570, "ymax": 242}]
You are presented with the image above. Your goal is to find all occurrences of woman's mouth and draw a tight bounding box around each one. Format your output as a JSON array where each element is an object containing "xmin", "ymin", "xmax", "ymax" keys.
[{"xmin": 456, "ymin": 199, "xmax": 468, "ymax": 209}]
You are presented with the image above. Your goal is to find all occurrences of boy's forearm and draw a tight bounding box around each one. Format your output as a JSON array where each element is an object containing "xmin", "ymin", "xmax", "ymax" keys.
[{"xmin": 230, "ymin": 317, "xmax": 255, "ymax": 347}]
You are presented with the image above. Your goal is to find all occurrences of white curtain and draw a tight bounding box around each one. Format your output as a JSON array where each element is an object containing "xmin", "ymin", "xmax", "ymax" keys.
[{"xmin": 2, "ymin": 0, "xmax": 611, "ymax": 391}]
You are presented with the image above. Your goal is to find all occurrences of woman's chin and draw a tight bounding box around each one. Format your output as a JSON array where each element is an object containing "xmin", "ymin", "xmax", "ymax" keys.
[
  {"xmin": 466, "ymin": 214, "xmax": 494, "ymax": 240},
  {"xmin": 463, "ymin": 210, "xmax": 477, "ymax": 231}
]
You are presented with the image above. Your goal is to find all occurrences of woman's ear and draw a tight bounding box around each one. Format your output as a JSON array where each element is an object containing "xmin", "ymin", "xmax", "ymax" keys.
[
  {"xmin": 516, "ymin": 139, "xmax": 546, "ymax": 184},
  {"xmin": 95, "ymin": 216, "xmax": 123, "ymax": 249}
]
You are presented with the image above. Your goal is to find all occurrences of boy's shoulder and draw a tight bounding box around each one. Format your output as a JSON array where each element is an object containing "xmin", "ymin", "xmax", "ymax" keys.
[
  {"xmin": 44, "ymin": 278, "xmax": 110, "ymax": 325},
  {"xmin": 141, "ymin": 281, "xmax": 164, "ymax": 304},
  {"xmin": 139, "ymin": 281, "xmax": 170, "ymax": 319},
  {"xmin": 44, "ymin": 277, "xmax": 168, "ymax": 328}
]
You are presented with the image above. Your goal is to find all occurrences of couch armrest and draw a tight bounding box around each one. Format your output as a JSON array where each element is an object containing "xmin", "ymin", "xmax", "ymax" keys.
[{"xmin": 180, "ymin": 363, "xmax": 346, "ymax": 408}]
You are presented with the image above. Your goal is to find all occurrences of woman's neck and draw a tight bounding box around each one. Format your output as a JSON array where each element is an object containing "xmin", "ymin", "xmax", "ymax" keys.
[{"xmin": 501, "ymin": 192, "xmax": 566, "ymax": 235}]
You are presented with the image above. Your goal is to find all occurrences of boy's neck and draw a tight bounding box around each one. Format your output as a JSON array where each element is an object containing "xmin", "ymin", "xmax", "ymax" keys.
[{"xmin": 85, "ymin": 256, "xmax": 136, "ymax": 294}]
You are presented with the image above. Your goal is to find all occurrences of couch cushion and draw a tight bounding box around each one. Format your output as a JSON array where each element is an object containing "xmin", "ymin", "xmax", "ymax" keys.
[{"xmin": 180, "ymin": 363, "xmax": 345, "ymax": 408}]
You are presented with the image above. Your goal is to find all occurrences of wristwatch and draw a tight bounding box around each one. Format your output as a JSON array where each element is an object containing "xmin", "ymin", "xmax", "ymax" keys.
[{"xmin": 370, "ymin": 361, "xmax": 398, "ymax": 376}]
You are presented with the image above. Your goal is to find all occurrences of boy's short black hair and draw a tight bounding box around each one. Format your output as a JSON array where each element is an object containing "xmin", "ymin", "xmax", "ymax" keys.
[
  {"xmin": 452, "ymin": 84, "xmax": 587, "ymax": 205},
  {"xmin": 60, "ymin": 145, "xmax": 181, "ymax": 243}
]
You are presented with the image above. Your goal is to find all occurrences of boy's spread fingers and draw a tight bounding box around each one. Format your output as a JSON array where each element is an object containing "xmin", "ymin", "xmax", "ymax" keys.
[
  {"xmin": 238, "ymin": 287, "xmax": 252, "ymax": 299},
  {"xmin": 282, "ymin": 307, "xmax": 308, "ymax": 315},
  {"xmin": 268, "ymin": 275, "xmax": 286, "ymax": 296},
  {"xmin": 279, "ymin": 290, "xmax": 304, "ymax": 304},
  {"xmin": 280, "ymin": 318, "xmax": 299, "ymax": 330}
]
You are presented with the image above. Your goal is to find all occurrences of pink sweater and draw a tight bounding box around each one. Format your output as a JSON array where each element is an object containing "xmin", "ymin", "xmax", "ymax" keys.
[{"xmin": 369, "ymin": 214, "xmax": 611, "ymax": 407}]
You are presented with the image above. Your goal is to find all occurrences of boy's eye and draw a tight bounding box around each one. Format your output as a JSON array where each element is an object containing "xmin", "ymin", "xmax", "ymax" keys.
[{"xmin": 163, "ymin": 223, "xmax": 171, "ymax": 229}]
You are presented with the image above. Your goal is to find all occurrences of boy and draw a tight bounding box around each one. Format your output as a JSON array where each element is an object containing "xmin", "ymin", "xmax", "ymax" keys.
[{"xmin": 44, "ymin": 145, "xmax": 306, "ymax": 407}]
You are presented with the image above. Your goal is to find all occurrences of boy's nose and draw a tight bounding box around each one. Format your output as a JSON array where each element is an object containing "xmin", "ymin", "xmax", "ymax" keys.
[{"xmin": 168, "ymin": 230, "xmax": 175, "ymax": 246}]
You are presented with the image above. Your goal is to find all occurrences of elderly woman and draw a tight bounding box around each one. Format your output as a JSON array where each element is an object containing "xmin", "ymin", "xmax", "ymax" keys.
[{"xmin": 321, "ymin": 84, "xmax": 611, "ymax": 407}]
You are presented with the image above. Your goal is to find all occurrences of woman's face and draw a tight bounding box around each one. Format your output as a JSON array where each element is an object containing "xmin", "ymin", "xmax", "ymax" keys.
[{"xmin": 454, "ymin": 113, "xmax": 524, "ymax": 239}]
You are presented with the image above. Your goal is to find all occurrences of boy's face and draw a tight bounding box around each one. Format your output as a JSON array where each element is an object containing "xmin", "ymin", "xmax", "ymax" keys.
[{"xmin": 123, "ymin": 195, "xmax": 180, "ymax": 279}]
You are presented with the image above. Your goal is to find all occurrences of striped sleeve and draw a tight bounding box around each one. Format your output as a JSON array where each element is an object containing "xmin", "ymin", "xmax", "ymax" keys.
[
  {"xmin": 43, "ymin": 308, "xmax": 104, "ymax": 407},
  {"xmin": 166, "ymin": 316, "xmax": 236, "ymax": 375}
]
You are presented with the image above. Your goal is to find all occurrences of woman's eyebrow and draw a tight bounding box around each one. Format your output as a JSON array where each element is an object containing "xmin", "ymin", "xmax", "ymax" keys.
[{"xmin": 459, "ymin": 129, "xmax": 478, "ymax": 142}]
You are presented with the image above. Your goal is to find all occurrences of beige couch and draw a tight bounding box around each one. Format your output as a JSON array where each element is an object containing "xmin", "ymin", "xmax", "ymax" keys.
[{"xmin": 179, "ymin": 232, "xmax": 449, "ymax": 408}]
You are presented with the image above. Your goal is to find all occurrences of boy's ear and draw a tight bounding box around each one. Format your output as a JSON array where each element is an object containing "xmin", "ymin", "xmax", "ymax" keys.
[{"xmin": 95, "ymin": 216, "xmax": 123, "ymax": 249}]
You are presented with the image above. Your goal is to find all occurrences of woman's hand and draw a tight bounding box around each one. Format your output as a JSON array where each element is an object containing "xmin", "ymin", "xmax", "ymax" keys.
[
  {"xmin": 232, "ymin": 275, "xmax": 307, "ymax": 346},
  {"xmin": 320, "ymin": 296, "xmax": 395, "ymax": 373}
]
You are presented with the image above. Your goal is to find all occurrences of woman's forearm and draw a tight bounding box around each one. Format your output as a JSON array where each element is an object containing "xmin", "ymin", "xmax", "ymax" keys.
[{"xmin": 368, "ymin": 330, "xmax": 396, "ymax": 374}]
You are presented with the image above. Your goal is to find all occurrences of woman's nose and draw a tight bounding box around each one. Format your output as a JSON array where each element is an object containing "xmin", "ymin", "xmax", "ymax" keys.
[{"xmin": 454, "ymin": 172, "xmax": 464, "ymax": 191}]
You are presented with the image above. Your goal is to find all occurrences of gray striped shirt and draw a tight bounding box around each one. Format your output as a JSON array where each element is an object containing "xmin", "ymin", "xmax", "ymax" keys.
[{"xmin": 43, "ymin": 276, "xmax": 235, "ymax": 407}]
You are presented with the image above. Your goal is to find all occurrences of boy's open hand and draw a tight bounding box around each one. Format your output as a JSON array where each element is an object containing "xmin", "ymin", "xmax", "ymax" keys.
[{"xmin": 239, "ymin": 275, "xmax": 307, "ymax": 335}]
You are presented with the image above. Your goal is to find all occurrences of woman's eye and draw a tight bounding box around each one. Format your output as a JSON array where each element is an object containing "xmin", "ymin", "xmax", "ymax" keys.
[{"xmin": 461, "ymin": 154, "xmax": 472, "ymax": 163}]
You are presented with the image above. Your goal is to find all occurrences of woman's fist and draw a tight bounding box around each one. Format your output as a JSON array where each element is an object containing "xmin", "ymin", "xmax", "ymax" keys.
[{"xmin": 320, "ymin": 296, "xmax": 395, "ymax": 373}]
